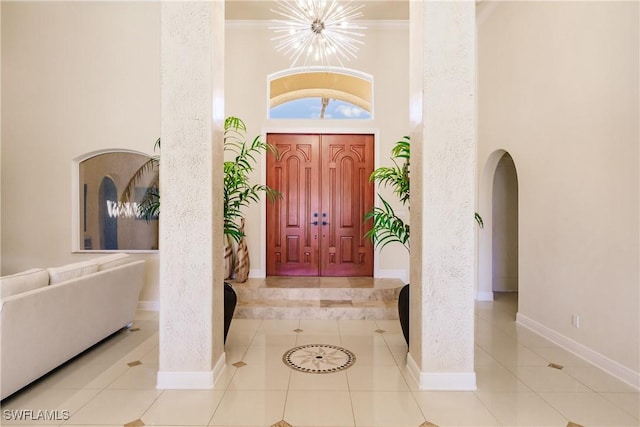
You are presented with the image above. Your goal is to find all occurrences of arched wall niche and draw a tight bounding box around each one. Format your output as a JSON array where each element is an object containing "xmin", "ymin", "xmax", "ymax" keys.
[{"xmin": 72, "ymin": 149, "xmax": 159, "ymax": 252}]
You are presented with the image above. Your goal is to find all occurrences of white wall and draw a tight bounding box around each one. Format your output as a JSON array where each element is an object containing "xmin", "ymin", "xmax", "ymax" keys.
[
  {"xmin": 1, "ymin": 5, "xmax": 409, "ymax": 308},
  {"xmin": 1, "ymin": 2, "xmax": 160, "ymax": 302},
  {"xmin": 225, "ymin": 21, "xmax": 410, "ymax": 278},
  {"xmin": 478, "ymin": 1, "xmax": 639, "ymax": 379}
]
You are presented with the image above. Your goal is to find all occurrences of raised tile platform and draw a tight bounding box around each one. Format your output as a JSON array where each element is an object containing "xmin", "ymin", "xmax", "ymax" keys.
[{"xmin": 229, "ymin": 277, "xmax": 405, "ymax": 320}]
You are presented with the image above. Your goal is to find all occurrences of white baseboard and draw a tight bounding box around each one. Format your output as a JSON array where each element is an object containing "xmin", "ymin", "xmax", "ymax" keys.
[
  {"xmin": 377, "ymin": 269, "xmax": 408, "ymax": 283},
  {"xmin": 407, "ymin": 353, "xmax": 477, "ymax": 391},
  {"xmin": 476, "ymin": 291, "xmax": 494, "ymax": 301},
  {"xmin": 156, "ymin": 353, "xmax": 226, "ymax": 389},
  {"xmin": 138, "ymin": 300, "xmax": 160, "ymax": 311},
  {"xmin": 516, "ymin": 312, "xmax": 640, "ymax": 390},
  {"xmin": 248, "ymin": 268, "xmax": 265, "ymax": 278},
  {"xmin": 156, "ymin": 370, "xmax": 214, "ymax": 389}
]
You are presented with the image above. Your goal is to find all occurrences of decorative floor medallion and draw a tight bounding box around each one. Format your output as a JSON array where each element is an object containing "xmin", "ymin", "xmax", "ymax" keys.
[{"xmin": 283, "ymin": 344, "xmax": 356, "ymax": 374}]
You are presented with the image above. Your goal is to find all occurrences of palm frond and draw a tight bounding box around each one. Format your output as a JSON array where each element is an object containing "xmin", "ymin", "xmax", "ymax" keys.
[
  {"xmin": 222, "ymin": 117, "xmax": 281, "ymax": 241},
  {"xmin": 364, "ymin": 196, "xmax": 409, "ymax": 251},
  {"xmin": 119, "ymin": 157, "xmax": 159, "ymax": 204}
]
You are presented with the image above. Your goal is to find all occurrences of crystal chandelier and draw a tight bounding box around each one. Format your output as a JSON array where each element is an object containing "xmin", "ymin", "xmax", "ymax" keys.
[{"xmin": 271, "ymin": 0, "xmax": 366, "ymax": 68}]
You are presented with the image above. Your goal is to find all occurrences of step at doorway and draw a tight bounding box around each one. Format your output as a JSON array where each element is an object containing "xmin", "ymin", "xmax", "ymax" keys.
[{"xmin": 230, "ymin": 276, "xmax": 404, "ymax": 320}]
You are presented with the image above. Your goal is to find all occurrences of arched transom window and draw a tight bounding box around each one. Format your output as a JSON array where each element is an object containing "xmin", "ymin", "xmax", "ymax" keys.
[{"xmin": 268, "ymin": 67, "xmax": 373, "ymax": 119}]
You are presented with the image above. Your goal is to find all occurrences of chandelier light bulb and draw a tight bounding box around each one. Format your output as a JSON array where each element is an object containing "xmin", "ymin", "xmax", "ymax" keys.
[{"xmin": 270, "ymin": 0, "xmax": 366, "ymax": 68}]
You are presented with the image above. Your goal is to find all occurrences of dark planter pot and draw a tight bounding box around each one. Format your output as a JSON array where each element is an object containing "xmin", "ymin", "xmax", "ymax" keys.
[
  {"xmin": 398, "ymin": 283, "xmax": 410, "ymax": 347},
  {"xmin": 224, "ymin": 282, "xmax": 237, "ymax": 344}
]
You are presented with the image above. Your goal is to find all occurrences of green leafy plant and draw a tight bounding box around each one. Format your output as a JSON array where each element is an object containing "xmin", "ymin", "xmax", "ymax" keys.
[
  {"xmin": 120, "ymin": 117, "xmax": 279, "ymax": 241},
  {"xmin": 223, "ymin": 116, "xmax": 279, "ymax": 242},
  {"xmin": 364, "ymin": 135, "xmax": 483, "ymax": 252},
  {"xmin": 364, "ymin": 136, "xmax": 411, "ymax": 251}
]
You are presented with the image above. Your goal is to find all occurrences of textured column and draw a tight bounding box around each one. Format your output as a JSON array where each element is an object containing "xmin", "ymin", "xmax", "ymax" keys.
[
  {"xmin": 157, "ymin": 1, "xmax": 225, "ymax": 389},
  {"xmin": 408, "ymin": 0, "xmax": 477, "ymax": 390}
]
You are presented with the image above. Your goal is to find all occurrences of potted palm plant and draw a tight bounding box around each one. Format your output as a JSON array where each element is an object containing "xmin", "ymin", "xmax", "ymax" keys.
[
  {"xmin": 364, "ymin": 136, "xmax": 411, "ymax": 346},
  {"xmin": 121, "ymin": 116, "xmax": 279, "ymax": 342},
  {"xmin": 222, "ymin": 116, "xmax": 279, "ymax": 281},
  {"xmin": 365, "ymin": 136, "xmax": 483, "ymax": 346}
]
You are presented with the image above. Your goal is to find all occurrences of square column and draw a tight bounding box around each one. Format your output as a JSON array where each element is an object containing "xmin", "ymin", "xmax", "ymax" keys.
[
  {"xmin": 408, "ymin": 0, "xmax": 477, "ymax": 390},
  {"xmin": 157, "ymin": 1, "xmax": 225, "ymax": 389}
]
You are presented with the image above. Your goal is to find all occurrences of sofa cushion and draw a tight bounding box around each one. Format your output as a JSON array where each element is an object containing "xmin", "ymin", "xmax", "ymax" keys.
[
  {"xmin": 47, "ymin": 260, "xmax": 99, "ymax": 285},
  {"xmin": 93, "ymin": 253, "xmax": 131, "ymax": 271},
  {"xmin": 0, "ymin": 268, "xmax": 50, "ymax": 299}
]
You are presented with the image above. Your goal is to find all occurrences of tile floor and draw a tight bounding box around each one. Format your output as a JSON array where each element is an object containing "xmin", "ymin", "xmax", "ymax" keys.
[{"xmin": 1, "ymin": 293, "xmax": 638, "ymax": 427}]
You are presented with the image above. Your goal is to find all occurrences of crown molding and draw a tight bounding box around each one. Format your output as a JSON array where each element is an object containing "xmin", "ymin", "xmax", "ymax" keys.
[{"xmin": 225, "ymin": 19, "xmax": 408, "ymax": 30}]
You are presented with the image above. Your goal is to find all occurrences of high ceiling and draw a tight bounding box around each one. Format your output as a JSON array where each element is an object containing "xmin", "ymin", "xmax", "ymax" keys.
[{"xmin": 225, "ymin": 0, "xmax": 409, "ymax": 21}]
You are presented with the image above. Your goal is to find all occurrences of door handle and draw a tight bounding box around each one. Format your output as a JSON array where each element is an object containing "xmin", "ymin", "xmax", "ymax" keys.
[
  {"xmin": 321, "ymin": 213, "xmax": 329, "ymax": 226},
  {"xmin": 311, "ymin": 220, "xmax": 318, "ymax": 226}
]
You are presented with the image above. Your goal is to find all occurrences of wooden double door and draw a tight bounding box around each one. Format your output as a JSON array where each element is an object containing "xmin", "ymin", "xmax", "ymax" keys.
[{"xmin": 266, "ymin": 133, "xmax": 374, "ymax": 277}]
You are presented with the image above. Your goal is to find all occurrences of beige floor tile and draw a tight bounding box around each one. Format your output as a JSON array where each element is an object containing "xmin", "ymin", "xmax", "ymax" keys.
[
  {"xmin": 474, "ymin": 345, "xmax": 499, "ymax": 367},
  {"xmin": 64, "ymin": 389, "xmax": 162, "ymax": 425},
  {"xmin": 227, "ymin": 360, "xmax": 292, "ymax": 390},
  {"xmin": 106, "ymin": 364, "xmax": 158, "ymax": 390},
  {"xmin": 475, "ymin": 364, "xmax": 532, "ymax": 392},
  {"xmin": 563, "ymin": 366, "xmax": 639, "ymax": 393},
  {"xmin": 486, "ymin": 344, "xmax": 550, "ymax": 367},
  {"xmin": 224, "ymin": 331, "xmax": 258, "ymax": 348},
  {"xmin": 288, "ymin": 369, "xmax": 349, "ymax": 391},
  {"xmin": 298, "ymin": 319, "xmax": 341, "ymax": 335},
  {"xmin": 350, "ymin": 391, "xmax": 425, "ymax": 427},
  {"xmin": 212, "ymin": 365, "xmax": 237, "ymax": 391},
  {"xmin": 36, "ymin": 362, "xmax": 124, "ymax": 390},
  {"xmin": 223, "ymin": 343, "xmax": 250, "ymax": 365},
  {"xmin": 412, "ymin": 391, "xmax": 500, "ymax": 426},
  {"xmin": 344, "ymin": 341, "xmax": 397, "ymax": 366},
  {"xmin": 346, "ymin": 365, "xmax": 409, "ymax": 391},
  {"xmin": 529, "ymin": 346, "xmax": 592, "ymax": 367},
  {"xmin": 539, "ymin": 392, "xmax": 640, "ymax": 426},
  {"xmin": 507, "ymin": 366, "xmax": 591, "ymax": 392},
  {"xmin": 511, "ymin": 326, "xmax": 557, "ymax": 348},
  {"xmin": 374, "ymin": 319, "xmax": 402, "ymax": 334},
  {"xmin": 248, "ymin": 331, "xmax": 298, "ymax": 347},
  {"xmin": 242, "ymin": 344, "xmax": 295, "ymax": 367},
  {"xmin": 338, "ymin": 319, "xmax": 379, "ymax": 335},
  {"xmin": 139, "ymin": 346, "xmax": 160, "ymax": 366},
  {"xmin": 475, "ymin": 391, "xmax": 568, "ymax": 426},
  {"xmin": 6, "ymin": 290, "xmax": 638, "ymax": 427},
  {"xmin": 140, "ymin": 390, "xmax": 224, "ymax": 425},
  {"xmin": 341, "ymin": 333, "xmax": 391, "ymax": 348},
  {"xmin": 600, "ymin": 392, "xmax": 640, "ymax": 420},
  {"xmin": 387, "ymin": 345, "xmax": 409, "ymax": 366},
  {"xmin": 256, "ymin": 319, "xmax": 301, "ymax": 335},
  {"xmin": 208, "ymin": 390, "xmax": 286, "ymax": 426},
  {"xmin": 227, "ymin": 318, "xmax": 263, "ymax": 335},
  {"xmin": 295, "ymin": 333, "xmax": 342, "ymax": 346},
  {"xmin": 381, "ymin": 332, "xmax": 408, "ymax": 347},
  {"xmin": 284, "ymin": 390, "xmax": 354, "ymax": 426},
  {"xmin": 475, "ymin": 321, "xmax": 516, "ymax": 349}
]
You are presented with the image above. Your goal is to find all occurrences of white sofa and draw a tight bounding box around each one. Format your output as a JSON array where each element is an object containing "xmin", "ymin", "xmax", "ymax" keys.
[{"xmin": 0, "ymin": 254, "xmax": 145, "ymax": 400}]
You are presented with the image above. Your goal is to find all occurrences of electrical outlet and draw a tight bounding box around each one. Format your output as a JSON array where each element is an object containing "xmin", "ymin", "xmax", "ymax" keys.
[{"xmin": 571, "ymin": 315, "xmax": 581, "ymax": 328}]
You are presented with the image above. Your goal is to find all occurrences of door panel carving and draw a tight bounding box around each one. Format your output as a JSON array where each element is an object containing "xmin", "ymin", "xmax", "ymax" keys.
[{"xmin": 267, "ymin": 133, "xmax": 373, "ymax": 277}]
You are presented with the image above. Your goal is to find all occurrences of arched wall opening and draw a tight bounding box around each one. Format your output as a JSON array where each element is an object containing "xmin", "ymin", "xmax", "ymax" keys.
[
  {"xmin": 492, "ymin": 152, "xmax": 519, "ymax": 294},
  {"xmin": 478, "ymin": 149, "xmax": 519, "ymax": 302}
]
